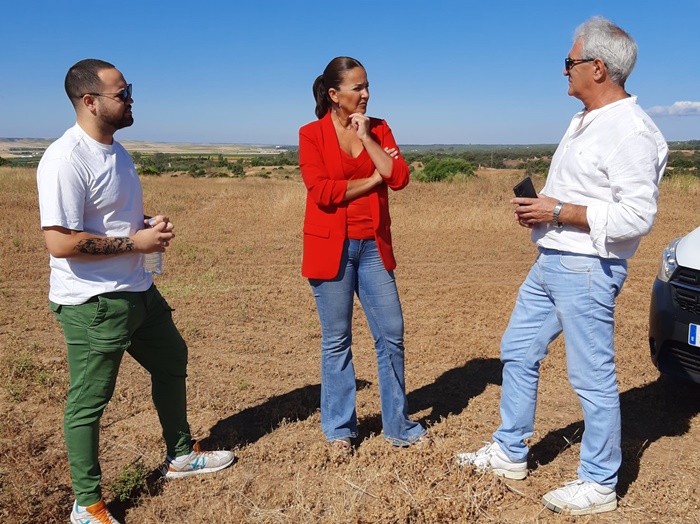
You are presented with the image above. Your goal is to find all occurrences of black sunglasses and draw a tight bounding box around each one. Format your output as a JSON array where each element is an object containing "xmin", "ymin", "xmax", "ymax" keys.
[
  {"xmin": 565, "ymin": 58, "xmax": 595, "ymax": 71},
  {"xmin": 85, "ymin": 83, "xmax": 132, "ymax": 103}
]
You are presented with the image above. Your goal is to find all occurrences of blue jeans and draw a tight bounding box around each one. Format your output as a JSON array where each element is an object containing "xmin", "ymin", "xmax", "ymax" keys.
[
  {"xmin": 309, "ymin": 239, "xmax": 425, "ymax": 445},
  {"xmin": 493, "ymin": 248, "xmax": 627, "ymax": 487}
]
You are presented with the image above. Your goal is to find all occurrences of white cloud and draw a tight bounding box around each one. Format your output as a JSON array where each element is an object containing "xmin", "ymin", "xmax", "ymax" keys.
[{"xmin": 646, "ymin": 101, "xmax": 700, "ymax": 117}]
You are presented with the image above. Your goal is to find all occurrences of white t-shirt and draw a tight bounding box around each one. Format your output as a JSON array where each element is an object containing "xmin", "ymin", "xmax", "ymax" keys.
[
  {"xmin": 533, "ymin": 96, "xmax": 668, "ymax": 260},
  {"xmin": 37, "ymin": 123, "xmax": 153, "ymax": 305}
]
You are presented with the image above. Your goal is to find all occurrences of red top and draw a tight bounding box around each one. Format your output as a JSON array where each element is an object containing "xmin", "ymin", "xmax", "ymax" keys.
[
  {"xmin": 342, "ymin": 148, "xmax": 375, "ymax": 240},
  {"xmin": 299, "ymin": 111, "xmax": 410, "ymax": 279}
]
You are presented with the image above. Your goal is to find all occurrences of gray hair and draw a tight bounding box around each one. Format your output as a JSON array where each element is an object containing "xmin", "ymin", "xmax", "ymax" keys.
[{"xmin": 574, "ymin": 16, "xmax": 637, "ymax": 87}]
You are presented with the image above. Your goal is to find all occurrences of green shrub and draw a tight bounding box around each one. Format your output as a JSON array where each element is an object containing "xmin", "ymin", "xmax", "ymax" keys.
[
  {"xmin": 417, "ymin": 158, "xmax": 475, "ymax": 182},
  {"xmin": 230, "ymin": 162, "xmax": 244, "ymax": 176},
  {"xmin": 516, "ymin": 158, "xmax": 551, "ymax": 177},
  {"xmin": 138, "ymin": 166, "xmax": 160, "ymax": 176},
  {"xmin": 108, "ymin": 461, "xmax": 148, "ymax": 502},
  {"xmin": 188, "ymin": 165, "xmax": 206, "ymax": 178}
]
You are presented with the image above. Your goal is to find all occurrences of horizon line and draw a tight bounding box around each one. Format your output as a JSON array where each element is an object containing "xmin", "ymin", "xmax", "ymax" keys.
[{"xmin": 1, "ymin": 137, "xmax": 699, "ymax": 148}]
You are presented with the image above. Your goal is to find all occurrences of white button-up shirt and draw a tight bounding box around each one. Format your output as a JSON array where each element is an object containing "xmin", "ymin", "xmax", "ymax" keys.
[{"xmin": 533, "ymin": 96, "xmax": 668, "ymax": 260}]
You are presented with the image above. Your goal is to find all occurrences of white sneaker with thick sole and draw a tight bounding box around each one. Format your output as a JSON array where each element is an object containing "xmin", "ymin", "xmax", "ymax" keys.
[
  {"xmin": 163, "ymin": 441, "xmax": 235, "ymax": 479},
  {"xmin": 455, "ymin": 441, "xmax": 527, "ymax": 480},
  {"xmin": 70, "ymin": 499, "xmax": 122, "ymax": 524},
  {"xmin": 542, "ymin": 479, "xmax": 617, "ymax": 515}
]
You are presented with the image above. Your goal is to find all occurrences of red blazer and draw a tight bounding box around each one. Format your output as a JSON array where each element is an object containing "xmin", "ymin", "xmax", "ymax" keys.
[{"xmin": 299, "ymin": 111, "xmax": 410, "ymax": 279}]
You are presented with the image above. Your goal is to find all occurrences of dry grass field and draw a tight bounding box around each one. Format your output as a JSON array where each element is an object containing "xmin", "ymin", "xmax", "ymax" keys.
[
  {"xmin": 0, "ymin": 138, "xmax": 289, "ymax": 158},
  {"xmin": 1, "ymin": 165, "xmax": 699, "ymax": 523}
]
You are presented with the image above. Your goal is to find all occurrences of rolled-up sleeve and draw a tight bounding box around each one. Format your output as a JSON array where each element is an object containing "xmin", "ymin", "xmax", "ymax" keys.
[
  {"xmin": 587, "ymin": 131, "xmax": 661, "ymax": 256},
  {"xmin": 299, "ymin": 127, "xmax": 347, "ymax": 208},
  {"xmin": 378, "ymin": 121, "xmax": 410, "ymax": 191}
]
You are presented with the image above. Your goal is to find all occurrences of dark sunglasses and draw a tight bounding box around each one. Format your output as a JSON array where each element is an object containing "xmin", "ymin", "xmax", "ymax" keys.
[
  {"xmin": 85, "ymin": 83, "xmax": 132, "ymax": 103},
  {"xmin": 564, "ymin": 58, "xmax": 595, "ymax": 71}
]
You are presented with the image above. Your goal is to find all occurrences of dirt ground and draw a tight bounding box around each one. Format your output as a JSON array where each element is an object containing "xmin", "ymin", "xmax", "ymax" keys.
[{"xmin": 1, "ymin": 167, "xmax": 699, "ymax": 523}]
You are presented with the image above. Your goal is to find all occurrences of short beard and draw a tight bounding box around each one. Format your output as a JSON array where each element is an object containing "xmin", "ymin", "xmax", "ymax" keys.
[{"xmin": 116, "ymin": 115, "xmax": 134, "ymax": 130}]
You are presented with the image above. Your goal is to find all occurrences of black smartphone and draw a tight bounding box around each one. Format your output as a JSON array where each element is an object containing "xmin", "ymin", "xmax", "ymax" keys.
[{"xmin": 513, "ymin": 177, "xmax": 538, "ymax": 198}]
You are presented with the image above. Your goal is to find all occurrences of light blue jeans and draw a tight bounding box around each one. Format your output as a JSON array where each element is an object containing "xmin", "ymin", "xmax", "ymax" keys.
[
  {"xmin": 493, "ymin": 248, "xmax": 627, "ymax": 487},
  {"xmin": 310, "ymin": 239, "xmax": 426, "ymax": 446}
]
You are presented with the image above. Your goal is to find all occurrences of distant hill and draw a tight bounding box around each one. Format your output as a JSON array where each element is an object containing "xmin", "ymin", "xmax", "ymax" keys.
[
  {"xmin": 2, "ymin": 137, "xmax": 698, "ymax": 159},
  {"xmin": 0, "ymin": 138, "xmax": 295, "ymax": 158},
  {"xmin": 400, "ymin": 144, "xmax": 558, "ymax": 152}
]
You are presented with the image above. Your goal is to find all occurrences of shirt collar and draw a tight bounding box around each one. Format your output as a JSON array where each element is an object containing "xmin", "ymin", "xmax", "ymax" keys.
[{"xmin": 572, "ymin": 95, "xmax": 638, "ymax": 132}]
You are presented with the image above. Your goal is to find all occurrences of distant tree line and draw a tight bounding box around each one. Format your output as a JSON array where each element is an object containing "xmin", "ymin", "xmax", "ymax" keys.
[
  {"xmin": 404, "ymin": 146, "xmax": 557, "ymax": 181},
  {"xmin": 130, "ymin": 150, "xmax": 299, "ymax": 177},
  {"xmin": 0, "ymin": 156, "xmax": 38, "ymax": 167},
  {"xmin": 403, "ymin": 143, "xmax": 699, "ymax": 180},
  {"xmin": 671, "ymin": 139, "xmax": 700, "ymax": 150},
  {"xmin": 667, "ymin": 150, "xmax": 700, "ymax": 175},
  {"xmin": 403, "ymin": 145, "xmax": 556, "ymax": 169},
  {"xmin": 1, "ymin": 141, "xmax": 698, "ymax": 179}
]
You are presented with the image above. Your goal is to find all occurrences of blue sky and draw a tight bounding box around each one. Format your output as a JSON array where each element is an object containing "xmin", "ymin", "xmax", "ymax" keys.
[{"xmin": 2, "ymin": 0, "xmax": 698, "ymax": 145}]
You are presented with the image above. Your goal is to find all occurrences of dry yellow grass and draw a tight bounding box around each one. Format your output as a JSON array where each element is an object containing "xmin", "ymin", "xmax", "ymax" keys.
[{"xmin": 1, "ymin": 166, "xmax": 699, "ymax": 523}]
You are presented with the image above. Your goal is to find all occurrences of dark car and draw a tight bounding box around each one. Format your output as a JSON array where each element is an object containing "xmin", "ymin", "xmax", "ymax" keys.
[{"xmin": 649, "ymin": 226, "xmax": 700, "ymax": 382}]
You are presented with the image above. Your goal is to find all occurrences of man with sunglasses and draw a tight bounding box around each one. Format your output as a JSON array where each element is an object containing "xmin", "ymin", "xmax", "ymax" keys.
[
  {"xmin": 456, "ymin": 17, "xmax": 667, "ymax": 515},
  {"xmin": 37, "ymin": 59, "xmax": 234, "ymax": 524}
]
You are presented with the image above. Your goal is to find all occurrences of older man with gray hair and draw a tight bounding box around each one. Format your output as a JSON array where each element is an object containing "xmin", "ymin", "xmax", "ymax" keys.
[{"xmin": 456, "ymin": 17, "xmax": 668, "ymax": 515}]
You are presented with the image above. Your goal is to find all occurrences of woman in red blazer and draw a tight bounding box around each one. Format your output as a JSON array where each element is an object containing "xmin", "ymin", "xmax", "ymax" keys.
[{"xmin": 299, "ymin": 56, "xmax": 427, "ymax": 451}]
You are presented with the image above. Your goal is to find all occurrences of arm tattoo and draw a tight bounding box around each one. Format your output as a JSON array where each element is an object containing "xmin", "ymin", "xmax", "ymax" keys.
[{"xmin": 75, "ymin": 237, "xmax": 135, "ymax": 255}]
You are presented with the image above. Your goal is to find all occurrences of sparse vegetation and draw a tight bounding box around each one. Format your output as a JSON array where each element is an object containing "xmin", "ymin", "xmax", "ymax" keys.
[
  {"xmin": 415, "ymin": 158, "xmax": 476, "ymax": 182},
  {"xmin": 1, "ymin": 164, "xmax": 699, "ymax": 523},
  {"xmin": 129, "ymin": 149, "xmax": 299, "ymax": 178},
  {"xmin": 107, "ymin": 462, "xmax": 149, "ymax": 502},
  {"xmin": 0, "ymin": 343, "xmax": 67, "ymax": 403},
  {"xmin": 666, "ymin": 150, "xmax": 700, "ymax": 176},
  {"xmin": 138, "ymin": 166, "xmax": 160, "ymax": 176}
]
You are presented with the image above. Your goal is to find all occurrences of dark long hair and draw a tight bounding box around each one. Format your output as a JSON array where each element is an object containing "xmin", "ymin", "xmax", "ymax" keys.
[{"xmin": 312, "ymin": 56, "xmax": 364, "ymax": 119}]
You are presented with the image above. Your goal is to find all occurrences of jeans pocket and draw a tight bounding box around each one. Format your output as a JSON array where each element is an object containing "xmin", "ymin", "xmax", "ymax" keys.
[
  {"xmin": 607, "ymin": 262, "xmax": 628, "ymax": 298},
  {"xmin": 559, "ymin": 253, "xmax": 594, "ymax": 273}
]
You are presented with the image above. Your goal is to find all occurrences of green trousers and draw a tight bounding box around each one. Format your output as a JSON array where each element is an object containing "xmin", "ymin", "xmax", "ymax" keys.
[{"xmin": 50, "ymin": 285, "xmax": 192, "ymax": 506}]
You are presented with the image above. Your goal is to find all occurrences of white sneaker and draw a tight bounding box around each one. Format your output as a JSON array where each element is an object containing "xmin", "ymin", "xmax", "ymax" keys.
[
  {"xmin": 163, "ymin": 441, "xmax": 235, "ymax": 479},
  {"xmin": 455, "ymin": 441, "xmax": 527, "ymax": 480},
  {"xmin": 70, "ymin": 499, "xmax": 121, "ymax": 524},
  {"xmin": 542, "ymin": 479, "xmax": 617, "ymax": 515}
]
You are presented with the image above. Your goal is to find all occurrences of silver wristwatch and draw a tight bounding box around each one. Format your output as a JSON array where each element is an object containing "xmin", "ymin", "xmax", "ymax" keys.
[{"xmin": 552, "ymin": 201, "xmax": 564, "ymax": 228}]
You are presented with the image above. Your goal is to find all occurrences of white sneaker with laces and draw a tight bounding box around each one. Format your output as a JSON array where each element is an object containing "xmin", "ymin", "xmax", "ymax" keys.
[
  {"xmin": 70, "ymin": 499, "xmax": 121, "ymax": 524},
  {"xmin": 163, "ymin": 441, "xmax": 235, "ymax": 479},
  {"xmin": 455, "ymin": 441, "xmax": 527, "ymax": 480},
  {"xmin": 542, "ymin": 479, "xmax": 617, "ymax": 515}
]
